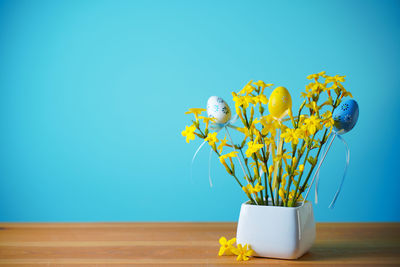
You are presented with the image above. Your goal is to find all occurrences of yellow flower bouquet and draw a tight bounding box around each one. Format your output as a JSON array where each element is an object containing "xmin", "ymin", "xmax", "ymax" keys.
[
  {"xmin": 182, "ymin": 71, "xmax": 355, "ymax": 207},
  {"xmin": 182, "ymin": 71, "xmax": 359, "ymax": 260}
]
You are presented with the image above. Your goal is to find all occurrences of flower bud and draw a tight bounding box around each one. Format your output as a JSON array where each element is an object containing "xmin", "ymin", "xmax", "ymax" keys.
[
  {"xmin": 268, "ymin": 165, "xmax": 274, "ymax": 174},
  {"xmin": 299, "ymin": 164, "xmax": 305, "ymax": 172},
  {"xmin": 259, "ymin": 105, "xmax": 264, "ymax": 115}
]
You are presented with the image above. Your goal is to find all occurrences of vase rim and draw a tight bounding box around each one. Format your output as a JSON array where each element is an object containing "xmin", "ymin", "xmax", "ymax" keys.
[{"xmin": 242, "ymin": 200, "xmax": 312, "ymax": 209}]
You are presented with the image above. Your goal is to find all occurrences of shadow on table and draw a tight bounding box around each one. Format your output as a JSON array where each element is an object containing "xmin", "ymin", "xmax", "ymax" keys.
[{"xmin": 297, "ymin": 241, "xmax": 398, "ymax": 262}]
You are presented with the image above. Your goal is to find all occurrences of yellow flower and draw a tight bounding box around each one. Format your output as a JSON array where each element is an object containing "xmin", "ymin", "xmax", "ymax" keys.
[
  {"xmin": 281, "ymin": 128, "xmax": 301, "ymax": 145},
  {"xmin": 238, "ymin": 80, "xmax": 255, "ymax": 95},
  {"xmin": 252, "ymin": 94, "xmax": 268, "ymax": 105},
  {"xmin": 264, "ymin": 136, "xmax": 275, "ymax": 146},
  {"xmin": 199, "ymin": 116, "xmax": 215, "ymax": 129},
  {"xmin": 307, "ymin": 71, "xmax": 326, "ymax": 80},
  {"xmin": 252, "ymin": 118, "xmax": 261, "ymax": 126},
  {"xmin": 253, "ymin": 80, "xmax": 267, "ymax": 88},
  {"xmin": 305, "ymin": 101, "xmax": 320, "ymax": 113},
  {"xmin": 324, "ymin": 118, "xmax": 334, "ymax": 128},
  {"xmin": 321, "ymin": 110, "xmax": 332, "ymax": 119},
  {"xmin": 218, "ymin": 236, "xmax": 236, "ymax": 256},
  {"xmin": 295, "ymin": 128, "xmax": 305, "ymax": 139},
  {"xmin": 237, "ymin": 126, "xmax": 253, "ymax": 139},
  {"xmin": 181, "ymin": 125, "xmax": 196, "ymax": 143},
  {"xmin": 321, "ymin": 111, "xmax": 334, "ymax": 128},
  {"xmin": 305, "ymin": 82, "xmax": 325, "ymax": 96},
  {"xmin": 244, "ymin": 95, "xmax": 256, "ymax": 106},
  {"xmin": 303, "ymin": 115, "xmax": 323, "ymax": 135},
  {"xmin": 301, "ymin": 90, "xmax": 314, "ymax": 98},
  {"xmin": 219, "ymin": 151, "xmax": 238, "ymax": 164},
  {"xmin": 185, "ymin": 108, "xmax": 206, "ymax": 121},
  {"xmin": 282, "ymin": 169, "xmax": 300, "ymax": 181},
  {"xmin": 253, "ymin": 80, "xmax": 274, "ymax": 93},
  {"xmin": 289, "ymin": 190, "xmax": 303, "ymax": 201},
  {"xmin": 325, "ymin": 74, "xmax": 346, "ymax": 84},
  {"xmin": 217, "ymin": 136, "xmax": 229, "ymax": 154},
  {"xmin": 253, "ymin": 182, "xmax": 265, "ymax": 193},
  {"xmin": 260, "ymin": 115, "xmax": 277, "ymax": 135},
  {"xmin": 231, "ymin": 243, "xmax": 254, "ymax": 261},
  {"xmin": 245, "ymin": 140, "xmax": 263, "ymax": 158},
  {"xmin": 232, "ymin": 92, "xmax": 250, "ymax": 109},
  {"xmin": 205, "ymin": 132, "xmax": 219, "ymax": 146},
  {"xmin": 251, "ymin": 161, "xmax": 267, "ymax": 173},
  {"xmin": 242, "ymin": 184, "xmax": 254, "ymax": 194},
  {"xmin": 341, "ymin": 89, "xmax": 353, "ymax": 98},
  {"xmin": 273, "ymin": 152, "xmax": 292, "ymax": 163}
]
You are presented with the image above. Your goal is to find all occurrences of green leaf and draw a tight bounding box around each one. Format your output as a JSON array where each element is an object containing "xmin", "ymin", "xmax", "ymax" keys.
[{"xmin": 307, "ymin": 156, "xmax": 316, "ymax": 165}]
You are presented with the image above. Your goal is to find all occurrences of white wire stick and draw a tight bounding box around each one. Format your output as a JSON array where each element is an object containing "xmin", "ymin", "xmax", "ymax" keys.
[
  {"xmin": 208, "ymin": 148, "xmax": 213, "ymax": 187},
  {"xmin": 273, "ymin": 127, "xmax": 282, "ymax": 205},
  {"xmin": 302, "ymin": 132, "xmax": 336, "ymax": 205}
]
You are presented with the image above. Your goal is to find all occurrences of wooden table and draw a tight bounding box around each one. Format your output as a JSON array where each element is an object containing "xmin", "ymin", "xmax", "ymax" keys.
[{"xmin": 0, "ymin": 223, "xmax": 399, "ymax": 266}]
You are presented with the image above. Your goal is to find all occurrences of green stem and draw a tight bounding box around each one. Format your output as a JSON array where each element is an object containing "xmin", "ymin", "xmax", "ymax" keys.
[
  {"xmin": 231, "ymin": 173, "xmax": 243, "ymax": 188},
  {"xmin": 252, "ymin": 153, "xmax": 264, "ymax": 204},
  {"xmin": 263, "ymin": 172, "xmax": 269, "ymax": 205},
  {"xmin": 292, "ymin": 140, "xmax": 313, "ymax": 203},
  {"xmin": 239, "ymin": 148, "xmax": 254, "ymax": 185},
  {"xmin": 295, "ymin": 129, "xmax": 327, "ymax": 202},
  {"xmin": 284, "ymin": 143, "xmax": 298, "ymax": 206}
]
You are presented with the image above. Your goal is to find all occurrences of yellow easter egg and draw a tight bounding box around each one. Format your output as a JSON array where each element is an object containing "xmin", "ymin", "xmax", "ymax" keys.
[{"xmin": 268, "ymin": 86, "xmax": 292, "ymax": 119}]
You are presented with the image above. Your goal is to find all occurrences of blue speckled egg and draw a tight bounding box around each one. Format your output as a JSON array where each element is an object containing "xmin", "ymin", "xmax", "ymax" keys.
[{"xmin": 332, "ymin": 99, "xmax": 359, "ymax": 135}]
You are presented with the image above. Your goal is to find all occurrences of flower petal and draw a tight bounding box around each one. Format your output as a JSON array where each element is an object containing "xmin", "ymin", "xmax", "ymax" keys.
[{"xmin": 219, "ymin": 236, "xmax": 227, "ymax": 245}]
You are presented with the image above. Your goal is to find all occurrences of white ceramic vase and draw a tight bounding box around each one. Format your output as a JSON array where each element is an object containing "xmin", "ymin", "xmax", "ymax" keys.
[{"xmin": 236, "ymin": 200, "xmax": 315, "ymax": 259}]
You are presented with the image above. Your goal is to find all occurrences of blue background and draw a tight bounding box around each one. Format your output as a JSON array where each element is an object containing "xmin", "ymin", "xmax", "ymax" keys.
[{"xmin": 0, "ymin": 0, "xmax": 399, "ymax": 222}]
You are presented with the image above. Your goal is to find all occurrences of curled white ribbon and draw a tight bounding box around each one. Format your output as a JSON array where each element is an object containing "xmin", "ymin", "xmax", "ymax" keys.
[
  {"xmin": 209, "ymin": 114, "xmax": 239, "ymax": 131},
  {"xmin": 303, "ymin": 131, "xmax": 350, "ymax": 209},
  {"xmin": 327, "ymin": 134, "xmax": 350, "ymax": 209},
  {"xmin": 190, "ymin": 114, "xmax": 239, "ymax": 188}
]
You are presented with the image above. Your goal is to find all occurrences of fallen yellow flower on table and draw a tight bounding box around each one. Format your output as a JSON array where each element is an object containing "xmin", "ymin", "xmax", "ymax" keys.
[
  {"xmin": 231, "ymin": 243, "xmax": 254, "ymax": 261},
  {"xmin": 218, "ymin": 236, "xmax": 236, "ymax": 256}
]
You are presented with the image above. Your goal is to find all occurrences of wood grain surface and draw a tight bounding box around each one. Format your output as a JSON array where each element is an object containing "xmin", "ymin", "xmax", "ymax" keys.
[{"xmin": 0, "ymin": 222, "xmax": 399, "ymax": 266}]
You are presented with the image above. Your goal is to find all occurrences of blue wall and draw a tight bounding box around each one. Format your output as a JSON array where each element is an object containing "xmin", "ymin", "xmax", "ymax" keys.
[{"xmin": 0, "ymin": 0, "xmax": 399, "ymax": 222}]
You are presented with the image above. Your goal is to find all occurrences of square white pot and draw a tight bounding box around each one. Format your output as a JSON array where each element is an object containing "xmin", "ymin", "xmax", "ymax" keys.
[{"xmin": 236, "ymin": 201, "xmax": 315, "ymax": 259}]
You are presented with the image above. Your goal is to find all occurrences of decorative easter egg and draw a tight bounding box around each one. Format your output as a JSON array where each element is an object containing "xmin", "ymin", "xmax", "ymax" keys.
[
  {"xmin": 206, "ymin": 96, "xmax": 231, "ymax": 124},
  {"xmin": 332, "ymin": 99, "xmax": 359, "ymax": 135},
  {"xmin": 268, "ymin": 86, "xmax": 292, "ymax": 119}
]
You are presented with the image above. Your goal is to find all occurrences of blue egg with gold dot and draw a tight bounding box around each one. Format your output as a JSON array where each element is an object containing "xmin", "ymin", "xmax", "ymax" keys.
[{"xmin": 332, "ymin": 99, "xmax": 359, "ymax": 135}]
